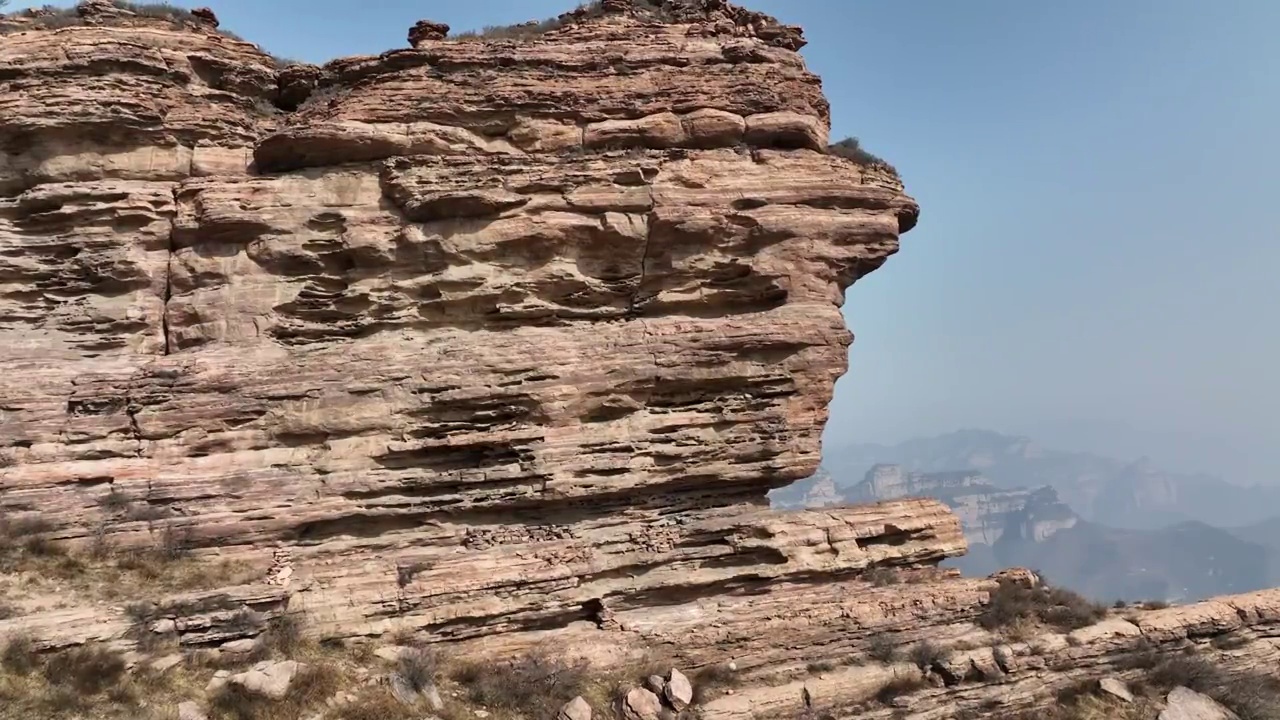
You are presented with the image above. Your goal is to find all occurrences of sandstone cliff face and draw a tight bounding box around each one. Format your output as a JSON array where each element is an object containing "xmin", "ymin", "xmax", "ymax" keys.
[
  {"xmin": 3, "ymin": 4, "xmax": 1278, "ymax": 720},
  {"xmin": 0, "ymin": 0, "xmax": 924, "ymax": 647}
]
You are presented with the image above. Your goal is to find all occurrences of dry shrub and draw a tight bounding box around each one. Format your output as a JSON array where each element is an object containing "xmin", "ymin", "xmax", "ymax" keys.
[
  {"xmin": 1, "ymin": 633, "xmax": 38, "ymax": 675},
  {"xmin": 1210, "ymin": 632, "xmax": 1251, "ymax": 651},
  {"xmin": 828, "ymin": 137, "xmax": 896, "ymax": 172},
  {"xmin": 262, "ymin": 613, "xmax": 307, "ymax": 658},
  {"xmin": 806, "ymin": 659, "xmax": 837, "ymax": 674},
  {"xmin": 396, "ymin": 646, "xmax": 439, "ymax": 692},
  {"xmin": 908, "ymin": 640, "xmax": 951, "ymax": 670},
  {"xmin": 874, "ymin": 674, "xmax": 926, "ymax": 705},
  {"xmin": 867, "ymin": 633, "xmax": 901, "ymax": 664},
  {"xmin": 42, "ymin": 644, "xmax": 127, "ymax": 695},
  {"xmin": 452, "ymin": 647, "xmax": 591, "ymax": 719},
  {"xmin": 979, "ymin": 580, "xmax": 1107, "ymax": 633}
]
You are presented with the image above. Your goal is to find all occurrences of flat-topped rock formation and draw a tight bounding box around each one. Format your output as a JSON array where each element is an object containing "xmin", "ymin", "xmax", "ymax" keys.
[{"xmin": 1, "ymin": 2, "xmax": 1276, "ymax": 719}]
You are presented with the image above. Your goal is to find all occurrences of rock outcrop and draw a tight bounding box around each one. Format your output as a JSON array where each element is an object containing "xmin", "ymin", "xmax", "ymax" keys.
[
  {"xmin": 2, "ymin": 3, "xmax": 1277, "ymax": 720},
  {"xmin": 1, "ymin": 0, "xmax": 917, "ymax": 650}
]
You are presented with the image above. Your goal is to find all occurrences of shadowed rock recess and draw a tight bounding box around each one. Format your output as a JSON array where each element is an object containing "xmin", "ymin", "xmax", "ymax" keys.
[{"xmin": 2, "ymin": 2, "xmax": 1278, "ymax": 719}]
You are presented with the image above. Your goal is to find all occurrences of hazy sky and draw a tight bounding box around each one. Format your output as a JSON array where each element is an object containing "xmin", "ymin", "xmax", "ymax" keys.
[{"xmin": 13, "ymin": 0, "xmax": 1279, "ymax": 482}]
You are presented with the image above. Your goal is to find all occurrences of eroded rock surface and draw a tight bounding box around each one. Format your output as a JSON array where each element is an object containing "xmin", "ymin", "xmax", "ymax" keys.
[
  {"xmin": 3, "ymin": 3, "xmax": 1277, "ymax": 720},
  {"xmin": 2, "ymin": 0, "xmax": 916, "ymax": 649}
]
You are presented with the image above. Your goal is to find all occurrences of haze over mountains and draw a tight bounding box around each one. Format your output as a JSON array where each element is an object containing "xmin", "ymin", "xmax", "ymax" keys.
[
  {"xmin": 776, "ymin": 430, "xmax": 1280, "ymax": 602},
  {"xmin": 824, "ymin": 429, "xmax": 1280, "ymax": 529}
]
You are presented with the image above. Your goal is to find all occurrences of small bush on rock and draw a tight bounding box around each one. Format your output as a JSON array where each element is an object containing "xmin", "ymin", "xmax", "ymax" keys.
[
  {"xmin": 979, "ymin": 579, "xmax": 1107, "ymax": 633},
  {"xmin": 867, "ymin": 633, "xmax": 901, "ymax": 664},
  {"xmin": 828, "ymin": 136, "xmax": 896, "ymax": 173},
  {"xmin": 909, "ymin": 640, "xmax": 951, "ymax": 671}
]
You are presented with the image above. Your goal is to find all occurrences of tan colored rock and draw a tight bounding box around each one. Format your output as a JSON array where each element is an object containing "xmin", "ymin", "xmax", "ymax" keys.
[
  {"xmin": 1159, "ymin": 687, "xmax": 1239, "ymax": 720},
  {"xmin": 558, "ymin": 696, "xmax": 592, "ymax": 720},
  {"xmin": 665, "ymin": 668, "xmax": 693, "ymax": 710},
  {"xmin": 231, "ymin": 660, "xmax": 304, "ymax": 700},
  {"xmin": 178, "ymin": 701, "xmax": 208, "ymax": 720},
  {"xmin": 1099, "ymin": 677, "xmax": 1135, "ymax": 703},
  {"xmin": 408, "ymin": 19, "xmax": 449, "ymax": 47},
  {"xmin": 621, "ymin": 688, "xmax": 663, "ymax": 720}
]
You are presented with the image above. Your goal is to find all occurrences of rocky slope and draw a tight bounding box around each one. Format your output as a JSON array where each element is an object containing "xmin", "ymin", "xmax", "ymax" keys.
[{"xmin": 1, "ymin": 3, "xmax": 1278, "ymax": 720}]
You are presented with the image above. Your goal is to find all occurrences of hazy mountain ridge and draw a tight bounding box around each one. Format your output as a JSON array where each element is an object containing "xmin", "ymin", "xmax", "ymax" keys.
[
  {"xmin": 823, "ymin": 429, "xmax": 1280, "ymax": 529},
  {"xmin": 784, "ymin": 430, "xmax": 1280, "ymax": 601}
]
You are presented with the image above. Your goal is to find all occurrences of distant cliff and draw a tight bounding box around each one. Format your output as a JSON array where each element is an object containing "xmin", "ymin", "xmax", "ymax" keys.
[{"xmin": 774, "ymin": 463, "xmax": 1078, "ymax": 547}]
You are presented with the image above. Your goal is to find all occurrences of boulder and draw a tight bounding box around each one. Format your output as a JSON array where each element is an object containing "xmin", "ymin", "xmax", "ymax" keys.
[
  {"xmin": 190, "ymin": 7, "xmax": 219, "ymax": 27},
  {"xmin": 178, "ymin": 701, "xmax": 207, "ymax": 720},
  {"xmin": 558, "ymin": 696, "xmax": 592, "ymax": 720},
  {"xmin": 408, "ymin": 19, "xmax": 449, "ymax": 47},
  {"xmin": 1159, "ymin": 687, "xmax": 1240, "ymax": 720},
  {"xmin": 1099, "ymin": 677, "xmax": 1135, "ymax": 704},
  {"xmin": 664, "ymin": 668, "xmax": 693, "ymax": 710},
  {"xmin": 621, "ymin": 687, "xmax": 663, "ymax": 720},
  {"xmin": 230, "ymin": 660, "xmax": 305, "ymax": 701}
]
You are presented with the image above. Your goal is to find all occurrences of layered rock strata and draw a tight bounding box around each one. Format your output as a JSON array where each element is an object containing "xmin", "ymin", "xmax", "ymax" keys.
[
  {"xmin": 1, "ymin": 0, "xmax": 916, "ymax": 641},
  {"xmin": 3, "ymin": 2, "xmax": 1276, "ymax": 719}
]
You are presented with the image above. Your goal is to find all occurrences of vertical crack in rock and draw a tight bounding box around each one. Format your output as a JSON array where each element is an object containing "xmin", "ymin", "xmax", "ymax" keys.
[
  {"xmin": 627, "ymin": 203, "xmax": 657, "ymax": 318},
  {"xmin": 161, "ymin": 184, "xmax": 178, "ymax": 356}
]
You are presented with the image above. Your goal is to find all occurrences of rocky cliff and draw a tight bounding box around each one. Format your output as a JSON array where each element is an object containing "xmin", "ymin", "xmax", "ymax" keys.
[{"xmin": 2, "ymin": 3, "xmax": 1278, "ymax": 720}]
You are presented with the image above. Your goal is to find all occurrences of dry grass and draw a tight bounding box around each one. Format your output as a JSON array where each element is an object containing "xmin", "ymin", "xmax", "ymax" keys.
[
  {"xmin": 691, "ymin": 662, "xmax": 742, "ymax": 703},
  {"xmin": 334, "ymin": 685, "xmax": 419, "ymax": 720},
  {"xmin": 0, "ymin": 512, "xmax": 254, "ymax": 614},
  {"xmin": 0, "ymin": 640, "xmax": 186, "ymax": 720},
  {"xmin": 209, "ymin": 662, "xmax": 345, "ymax": 720},
  {"xmin": 451, "ymin": 646, "xmax": 593, "ymax": 720}
]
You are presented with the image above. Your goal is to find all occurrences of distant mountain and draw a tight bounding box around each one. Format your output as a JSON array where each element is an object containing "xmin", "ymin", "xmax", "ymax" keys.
[
  {"xmin": 1227, "ymin": 517, "xmax": 1280, "ymax": 586},
  {"xmin": 774, "ymin": 461, "xmax": 1274, "ymax": 602},
  {"xmin": 772, "ymin": 464, "xmax": 1076, "ymax": 547},
  {"xmin": 822, "ymin": 429, "xmax": 1280, "ymax": 530},
  {"xmin": 983, "ymin": 520, "xmax": 1272, "ymax": 603}
]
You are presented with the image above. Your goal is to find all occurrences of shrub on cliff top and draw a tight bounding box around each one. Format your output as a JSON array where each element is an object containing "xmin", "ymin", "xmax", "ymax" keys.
[
  {"xmin": 828, "ymin": 136, "xmax": 896, "ymax": 172},
  {"xmin": 979, "ymin": 578, "xmax": 1107, "ymax": 633},
  {"xmin": 452, "ymin": 0, "xmax": 672, "ymax": 40}
]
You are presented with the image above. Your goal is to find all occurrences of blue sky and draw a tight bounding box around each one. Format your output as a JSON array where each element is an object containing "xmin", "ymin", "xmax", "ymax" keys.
[{"xmin": 13, "ymin": 0, "xmax": 1280, "ymax": 482}]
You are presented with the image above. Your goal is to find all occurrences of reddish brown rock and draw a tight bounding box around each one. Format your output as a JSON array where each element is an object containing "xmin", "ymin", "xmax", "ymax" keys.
[
  {"xmin": 407, "ymin": 19, "xmax": 449, "ymax": 47},
  {"xmin": 191, "ymin": 7, "xmax": 220, "ymax": 28}
]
